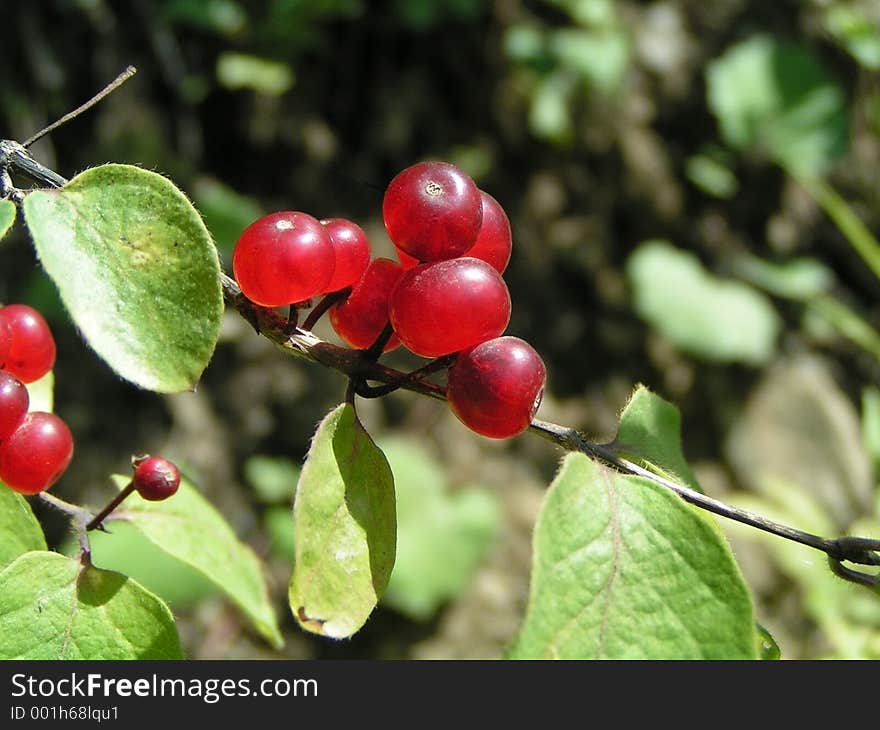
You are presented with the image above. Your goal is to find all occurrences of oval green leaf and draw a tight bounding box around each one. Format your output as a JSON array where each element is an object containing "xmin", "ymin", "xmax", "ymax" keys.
[
  {"xmin": 289, "ymin": 403, "xmax": 396, "ymax": 638},
  {"xmin": 108, "ymin": 473, "xmax": 282, "ymax": 648},
  {"xmin": 627, "ymin": 240, "xmax": 781, "ymax": 365},
  {"xmin": 22, "ymin": 163, "xmax": 223, "ymax": 392},
  {"xmin": 508, "ymin": 452, "xmax": 757, "ymax": 659},
  {"xmin": 0, "ymin": 551, "xmax": 182, "ymax": 659},
  {"xmin": 0, "ymin": 199, "xmax": 15, "ymax": 241},
  {"xmin": 0, "ymin": 489, "xmax": 47, "ymax": 570}
]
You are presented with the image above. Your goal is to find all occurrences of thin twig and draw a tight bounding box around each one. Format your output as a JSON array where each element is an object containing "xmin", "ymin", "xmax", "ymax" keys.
[{"xmin": 22, "ymin": 66, "xmax": 138, "ymax": 148}]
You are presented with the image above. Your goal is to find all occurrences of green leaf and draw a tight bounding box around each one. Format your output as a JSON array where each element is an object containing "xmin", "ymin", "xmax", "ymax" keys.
[
  {"xmin": 73, "ymin": 522, "xmax": 219, "ymax": 609},
  {"xmin": 379, "ymin": 437, "xmax": 500, "ymax": 621},
  {"xmin": 0, "ymin": 489, "xmax": 47, "ymax": 570},
  {"xmin": 757, "ymin": 623, "xmax": 781, "ymax": 660},
  {"xmin": 289, "ymin": 403, "xmax": 396, "ymax": 638},
  {"xmin": 22, "ymin": 163, "xmax": 223, "ymax": 393},
  {"xmin": 109, "ymin": 473, "xmax": 282, "ymax": 648},
  {"xmin": 627, "ymin": 240, "xmax": 781, "ymax": 365},
  {"xmin": 507, "ymin": 452, "xmax": 757, "ymax": 659},
  {"xmin": 0, "ymin": 200, "xmax": 15, "ymax": 240},
  {"xmin": 0, "ymin": 551, "xmax": 182, "ymax": 659},
  {"xmin": 706, "ymin": 35, "xmax": 849, "ymax": 176},
  {"xmin": 615, "ymin": 385, "xmax": 701, "ymax": 491}
]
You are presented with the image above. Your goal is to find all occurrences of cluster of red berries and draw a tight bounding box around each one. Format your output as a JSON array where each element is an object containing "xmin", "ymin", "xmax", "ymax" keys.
[
  {"xmin": 232, "ymin": 160, "xmax": 546, "ymax": 439},
  {"xmin": 0, "ymin": 304, "xmax": 74, "ymax": 495}
]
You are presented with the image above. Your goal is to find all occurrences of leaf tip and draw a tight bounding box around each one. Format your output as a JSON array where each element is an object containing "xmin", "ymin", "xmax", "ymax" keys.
[{"xmin": 295, "ymin": 606, "xmax": 328, "ymax": 635}]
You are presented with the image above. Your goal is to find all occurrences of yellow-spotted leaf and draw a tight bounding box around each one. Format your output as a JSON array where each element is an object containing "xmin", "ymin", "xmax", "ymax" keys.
[{"xmin": 22, "ymin": 164, "xmax": 222, "ymax": 392}]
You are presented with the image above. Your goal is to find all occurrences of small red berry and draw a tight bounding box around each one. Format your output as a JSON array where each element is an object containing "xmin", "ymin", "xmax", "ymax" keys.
[
  {"xmin": 133, "ymin": 456, "xmax": 181, "ymax": 502},
  {"xmin": 0, "ymin": 316, "xmax": 11, "ymax": 370},
  {"xmin": 389, "ymin": 257, "xmax": 511, "ymax": 358},
  {"xmin": 320, "ymin": 218, "xmax": 372, "ymax": 293},
  {"xmin": 330, "ymin": 258, "xmax": 403, "ymax": 351},
  {"xmin": 394, "ymin": 245, "xmax": 420, "ymax": 270},
  {"xmin": 447, "ymin": 337, "xmax": 546, "ymax": 439},
  {"xmin": 464, "ymin": 191, "xmax": 513, "ymax": 274},
  {"xmin": 232, "ymin": 211, "xmax": 335, "ymax": 307},
  {"xmin": 382, "ymin": 161, "xmax": 483, "ymax": 263},
  {"xmin": 0, "ymin": 304, "xmax": 56, "ymax": 384},
  {"xmin": 0, "ymin": 411, "xmax": 74, "ymax": 494},
  {"xmin": 0, "ymin": 372, "xmax": 29, "ymax": 441}
]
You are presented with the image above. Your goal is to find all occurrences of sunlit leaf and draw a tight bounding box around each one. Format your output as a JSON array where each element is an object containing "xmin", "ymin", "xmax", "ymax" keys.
[
  {"xmin": 289, "ymin": 403, "xmax": 396, "ymax": 638},
  {"xmin": 23, "ymin": 163, "xmax": 223, "ymax": 393},
  {"xmin": 508, "ymin": 452, "xmax": 757, "ymax": 659},
  {"xmin": 0, "ymin": 551, "xmax": 182, "ymax": 659},
  {"xmin": 615, "ymin": 384, "xmax": 701, "ymax": 491}
]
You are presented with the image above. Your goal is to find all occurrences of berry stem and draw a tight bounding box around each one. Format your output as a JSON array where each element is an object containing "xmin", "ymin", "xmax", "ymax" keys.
[
  {"xmin": 85, "ymin": 481, "xmax": 136, "ymax": 531},
  {"xmin": 363, "ymin": 322, "xmax": 394, "ymax": 361},
  {"xmin": 352, "ymin": 355, "xmax": 454, "ymax": 398},
  {"xmin": 302, "ymin": 288, "xmax": 351, "ymax": 332}
]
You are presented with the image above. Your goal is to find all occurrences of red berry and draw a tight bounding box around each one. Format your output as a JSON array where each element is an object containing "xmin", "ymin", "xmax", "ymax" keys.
[
  {"xmin": 0, "ymin": 372, "xmax": 29, "ymax": 441},
  {"xmin": 389, "ymin": 257, "xmax": 511, "ymax": 358},
  {"xmin": 320, "ymin": 218, "xmax": 372, "ymax": 293},
  {"xmin": 464, "ymin": 191, "xmax": 513, "ymax": 274},
  {"xmin": 394, "ymin": 245, "xmax": 420, "ymax": 270},
  {"xmin": 330, "ymin": 258, "xmax": 403, "ymax": 351},
  {"xmin": 133, "ymin": 456, "xmax": 181, "ymax": 501},
  {"xmin": 232, "ymin": 212, "xmax": 335, "ymax": 307},
  {"xmin": 0, "ymin": 316, "xmax": 11, "ymax": 370},
  {"xmin": 447, "ymin": 337, "xmax": 546, "ymax": 439},
  {"xmin": 0, "ymin": 304, "xmax": 56, "ymax": 384},
  {"xmin": 0, "ymin": 411, "xmax": 73, "ymax": 494},
  {"xmin": 382, "ymin": 161, "xmax": 483, "ymax": 262}
]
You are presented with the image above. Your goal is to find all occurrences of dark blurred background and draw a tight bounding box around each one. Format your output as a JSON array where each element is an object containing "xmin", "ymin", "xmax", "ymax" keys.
[{"xmin": 2, "ymin": 0, "xmax": 879, "ymax": 659}]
